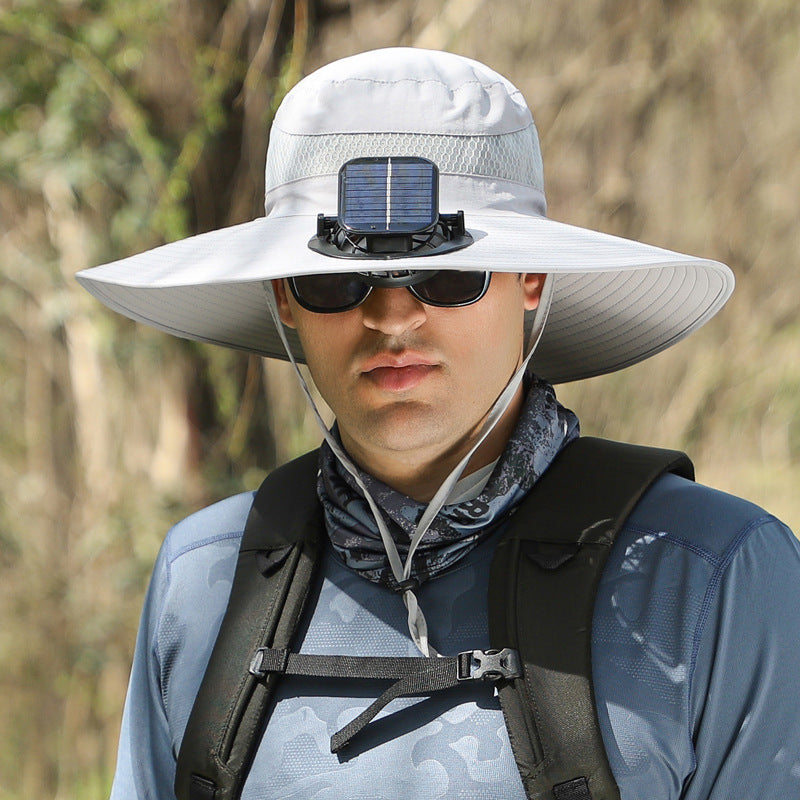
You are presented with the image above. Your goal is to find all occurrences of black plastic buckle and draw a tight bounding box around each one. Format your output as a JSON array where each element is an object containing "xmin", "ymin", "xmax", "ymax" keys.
[{"xmin": 457, "ymin": 648, "xmax": 522, "ymax": 681}]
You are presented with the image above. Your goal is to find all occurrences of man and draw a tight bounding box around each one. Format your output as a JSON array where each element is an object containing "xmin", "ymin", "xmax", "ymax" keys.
[{"xmin": 77, "ymin": 49, "xmax": 800, "ymax": 800}]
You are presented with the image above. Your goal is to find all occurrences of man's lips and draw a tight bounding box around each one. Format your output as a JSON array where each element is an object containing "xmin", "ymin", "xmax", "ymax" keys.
[{"xmin": 360, "ymin": 352, "xmax": 439, "ymax": 392}]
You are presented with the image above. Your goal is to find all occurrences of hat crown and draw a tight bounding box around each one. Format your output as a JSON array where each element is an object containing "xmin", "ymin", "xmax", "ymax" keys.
[
  {"xmin": 273, "ymin": 48, "xmax": 533, "ymax": 137},
  {"xmin": 264, "ymin": 48, "xmax": 546, "ymax": 213}
]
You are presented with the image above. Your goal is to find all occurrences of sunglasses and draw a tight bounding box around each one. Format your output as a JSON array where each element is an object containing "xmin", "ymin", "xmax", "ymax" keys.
[{"xmin": 287, "ymin": 271, "xmax": 491, "ymax": 314}]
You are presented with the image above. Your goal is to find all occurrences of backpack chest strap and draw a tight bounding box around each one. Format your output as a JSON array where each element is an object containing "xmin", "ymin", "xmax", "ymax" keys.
[{"xmin": 248, "ymin": 646, "xmax": 521, "ymax": 753}]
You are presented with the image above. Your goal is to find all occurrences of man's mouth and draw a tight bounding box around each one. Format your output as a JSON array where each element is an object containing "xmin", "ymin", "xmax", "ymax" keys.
[{"xmin": 360, "ymin": 352, "xmax": 439, "ymax": 392}]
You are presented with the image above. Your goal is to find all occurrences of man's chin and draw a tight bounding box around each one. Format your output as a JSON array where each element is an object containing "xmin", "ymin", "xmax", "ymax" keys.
[{"xmin": 342, "ymin": 405, "xmax": 452, "ymax": 457}]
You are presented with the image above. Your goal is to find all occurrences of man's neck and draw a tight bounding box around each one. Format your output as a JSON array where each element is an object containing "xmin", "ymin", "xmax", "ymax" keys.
[{"xmin": 339, "ymin": 386, "xmax": 525, "ymax": 503}]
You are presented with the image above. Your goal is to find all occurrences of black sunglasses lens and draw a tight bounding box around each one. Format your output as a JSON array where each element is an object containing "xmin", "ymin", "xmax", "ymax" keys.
[
  {"xmin": 413, "ymin": 271, "xmax": 489, "ymax": 306},
  {"xmin": 291, "ymin": 274, "xmax": 369, "ymax": 312},
  {"xmin": 290, "ymin": 271, "xmax": 489, "ymax": 312}
]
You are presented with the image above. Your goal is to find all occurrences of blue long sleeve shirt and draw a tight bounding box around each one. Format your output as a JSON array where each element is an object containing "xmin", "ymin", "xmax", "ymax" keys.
[{"xmin": 110, "ymin": 473, "xmax": 800, "ymax": 799}]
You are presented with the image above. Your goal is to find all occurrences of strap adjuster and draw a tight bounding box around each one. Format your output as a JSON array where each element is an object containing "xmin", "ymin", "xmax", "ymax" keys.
[
  {"xmin": 393, "ymin": 577, "xmax": 420, "ymax": 594},
  {"xmin": 457, "ymin": 648, "xmax": 522, "ymax": 682},
  {"xmin": 249, "ymin": 647, "xmax": 288, "ymax": 678},
  {"xmin": 249, "ymin": 648, "xmax": 267, "ymax": 678}
]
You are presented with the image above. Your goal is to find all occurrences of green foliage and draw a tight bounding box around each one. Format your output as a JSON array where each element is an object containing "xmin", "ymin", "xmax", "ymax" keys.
[
  {"xmin": 0, "ymin": 1, "xmax": 302, "ymax": 796},
  {"xmin": 1, "ymin": 3, "xmax": 168, "ymax": 246}
]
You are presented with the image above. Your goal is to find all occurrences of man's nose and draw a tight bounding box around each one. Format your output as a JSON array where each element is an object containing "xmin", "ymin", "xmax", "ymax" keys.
[{"xmin": 360, "ymin": 287, "xmax": 427, "ymax": 335}]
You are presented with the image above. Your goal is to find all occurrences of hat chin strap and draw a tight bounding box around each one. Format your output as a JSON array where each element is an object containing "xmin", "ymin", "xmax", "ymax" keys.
[{"xmin": 264, "ymin": 277, "xmax": 553, "ymax": 657}]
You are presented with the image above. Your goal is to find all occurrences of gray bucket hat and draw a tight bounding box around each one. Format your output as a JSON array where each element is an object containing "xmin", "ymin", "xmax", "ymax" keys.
[{"xmin": 76, "ymin": 47, "xmax": 734, "ymax": 383}]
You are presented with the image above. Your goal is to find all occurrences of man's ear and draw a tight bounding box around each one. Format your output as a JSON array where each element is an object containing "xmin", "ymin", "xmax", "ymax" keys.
[
  {"xmin": 522, "ymin": 273, "xmax": 546, "ymax": 311},
  {"xmin": 271, "ymin": 279, "xmax": 297, "ymax": 328}
]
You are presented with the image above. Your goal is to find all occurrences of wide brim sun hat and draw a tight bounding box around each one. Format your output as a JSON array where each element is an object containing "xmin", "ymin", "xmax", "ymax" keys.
[{"xmin": 76, "ymin": 47, "xmax": 734, "ymax": 384}]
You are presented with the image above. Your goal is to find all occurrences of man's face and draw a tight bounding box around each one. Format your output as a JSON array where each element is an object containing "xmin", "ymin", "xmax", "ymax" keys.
[{"xmin": 272, "ymin": 272, "xmax": 543, "ymax": 481}]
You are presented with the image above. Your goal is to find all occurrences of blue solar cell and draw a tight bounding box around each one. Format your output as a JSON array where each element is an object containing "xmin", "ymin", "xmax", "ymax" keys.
[{"xmin": 338, "ymin": 157, "xmax": 437, "ymax": 233}]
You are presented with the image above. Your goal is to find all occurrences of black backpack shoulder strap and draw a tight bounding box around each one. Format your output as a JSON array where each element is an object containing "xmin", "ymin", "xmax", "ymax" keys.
[
  {"xmin": 489, "ymin": 436, "xmax": 694, "ymax": 800},
  {"xmin": 175, "ymin": 448, "xmax": 323, "ymax": 800}
]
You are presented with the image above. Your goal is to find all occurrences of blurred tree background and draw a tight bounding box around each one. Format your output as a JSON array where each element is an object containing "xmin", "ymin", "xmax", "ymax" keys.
[{"xmin": 0, "ymin": 0, "xmax": 798, "ymax": 796}]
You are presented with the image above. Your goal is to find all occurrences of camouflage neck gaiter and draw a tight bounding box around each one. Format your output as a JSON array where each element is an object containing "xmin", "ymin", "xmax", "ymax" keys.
[{"xmin": 317, "ymin": 376, "xmax": 580, "ymax": 590}]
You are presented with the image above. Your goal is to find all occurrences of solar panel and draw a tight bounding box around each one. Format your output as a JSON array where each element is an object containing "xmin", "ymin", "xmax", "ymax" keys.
[{"xmin": 338, "ymin": 157, "xmax": 438, "ymax": 234}]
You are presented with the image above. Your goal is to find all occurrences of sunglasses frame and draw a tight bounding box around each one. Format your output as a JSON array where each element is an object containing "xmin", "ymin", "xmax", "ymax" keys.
[{"xmin": 287, "ymin": 271, "xmax": 492, "ymax": 314}]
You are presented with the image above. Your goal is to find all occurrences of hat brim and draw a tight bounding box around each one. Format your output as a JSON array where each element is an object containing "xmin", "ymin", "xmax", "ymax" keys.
[{"xmin": 76, "ymin": 210, "xmax": 733, "ymax": 384}]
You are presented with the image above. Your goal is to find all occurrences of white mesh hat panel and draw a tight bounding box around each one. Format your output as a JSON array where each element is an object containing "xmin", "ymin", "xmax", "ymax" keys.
[{"xmin": 264, "ymin": 128, "xmax": 545, "ymax": 194}]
